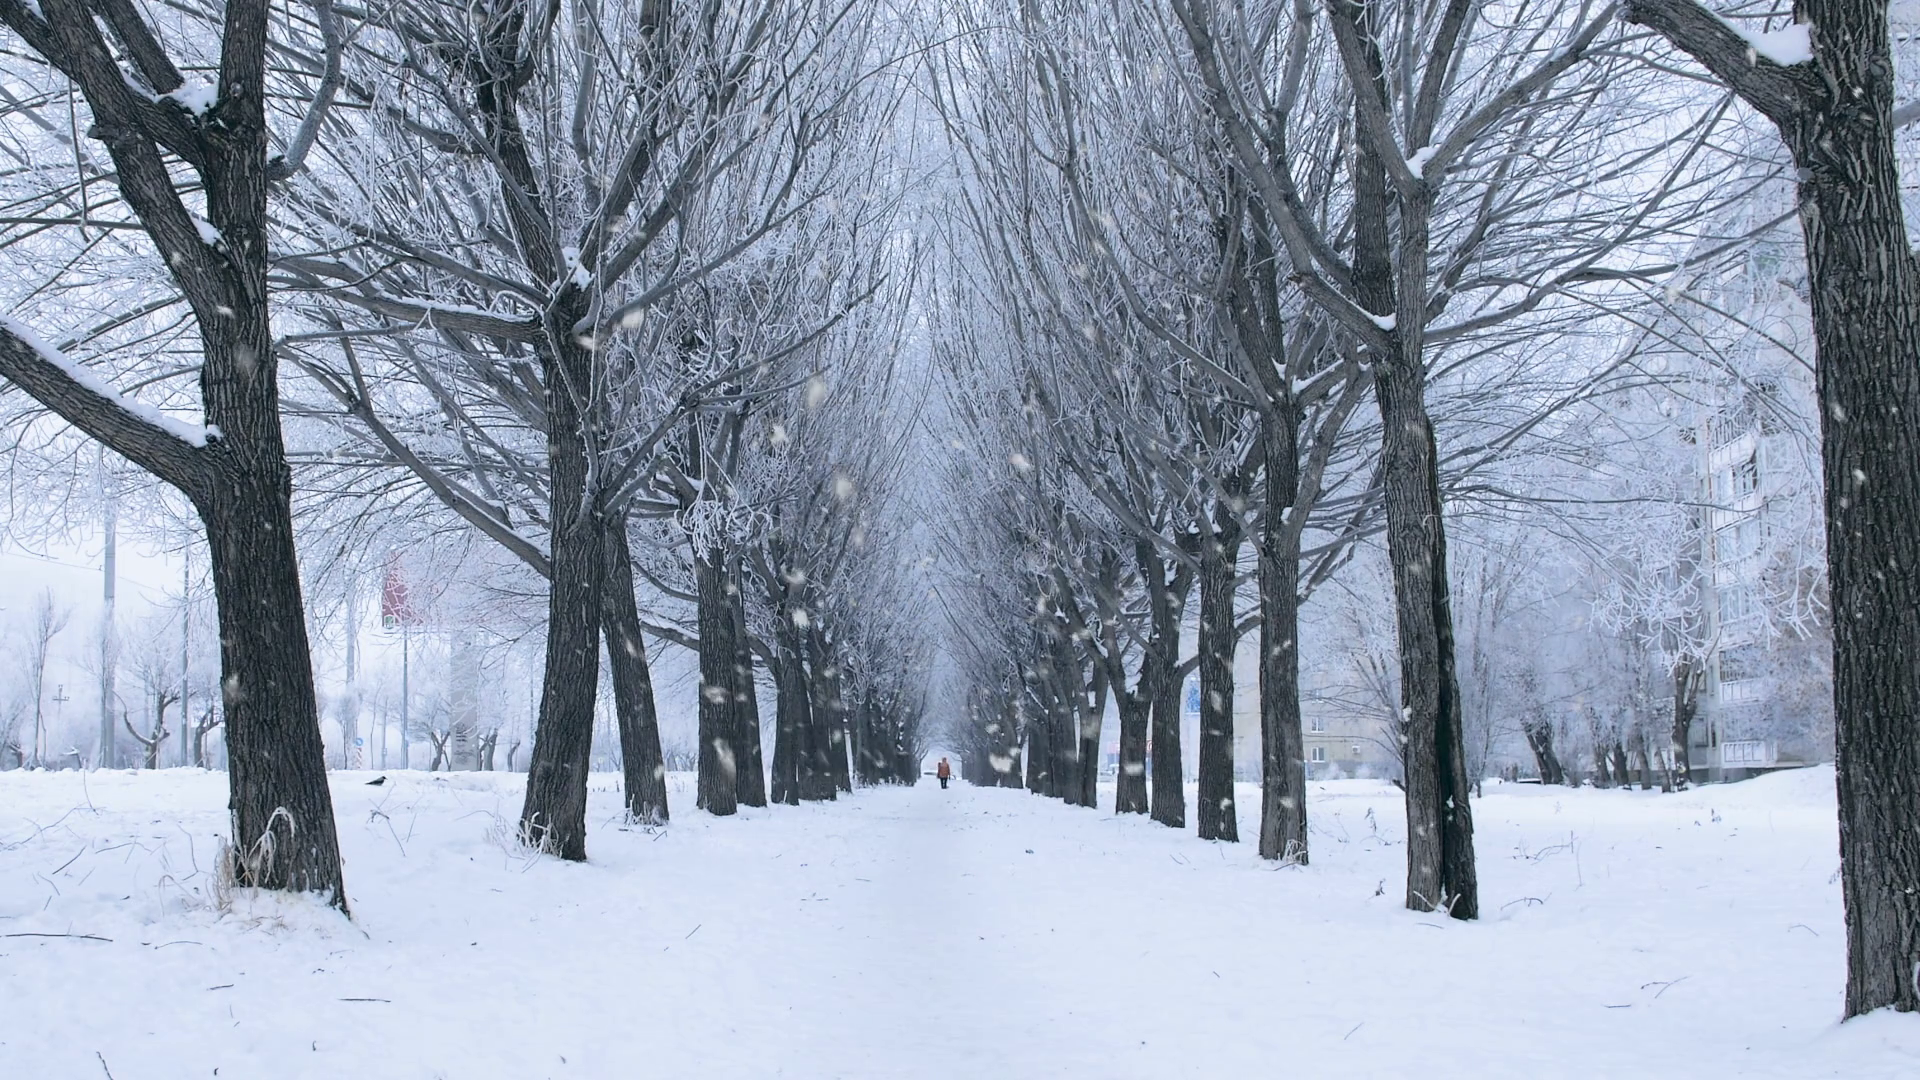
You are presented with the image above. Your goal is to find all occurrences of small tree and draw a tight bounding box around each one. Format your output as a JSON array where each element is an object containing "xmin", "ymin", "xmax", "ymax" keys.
[{"xmin": 24, "ymin": 590, "xmax": 70, "ymax": 768}]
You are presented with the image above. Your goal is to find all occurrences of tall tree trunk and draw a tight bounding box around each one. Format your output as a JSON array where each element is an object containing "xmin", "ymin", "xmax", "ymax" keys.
[
  {"xmin": 1794, "ymin": 84, "xmax": 1920, "ymax": 1021},
  {"xmin": 519, "ymin": 326, "xmax": 604, "ymax": 858},
  {"xmin": 1114, "ymin": 689, "xmax": 1150, "ymax": 814},
  {"xmin": 1669, "ymin": 655, "xmax": 1698, "ymax": 790},
  {"xmin": 728, "ymin": 564, "xmax": 766, "ymax": 808},
  {"xmin": 0, "ymin": 0, "xmax": 349, "ymax": 906},
  {"xmin": 1340, "ymin": 49, "xmax": 1477, "ymax": 913},
  {"xmin": 1626, "ymin": 0, "xmax": 1920, "ymax": 1017},
  {"xmin": 1078, "ymin": 660, "xmax": 1106, "ymax": 809},
  {"xmin": 1374, "ymin": 368, "xmax": 1477, "ymax": 916},
  {"xmin": 1142, "ymin": 543, "xmax": 1185, "ymax": 828},
  {"xmin": 806, "ymin": 625, "xmax": 852, "ymax": 792},
  {"xmin": 603, "ymin": 522, "xmax": 668, "ymax": 823},
  {"xmin": 998, "ymin": 694, "xmax": 1024, "ymax": 787},
  {"xmin": 1257, "ymin": 414, "xmax": 1308, "ymax": 863},
  {"xmin": 1049, "ymin": 648, "xmax": 1077, "ymax": 801},
  {"xmin": 1025, "ymin": 681, "xmax": 1050, "ymax": 795},
  {"xmin": 695, "ymin": 552, "xmax": 739, "ymax": 815},
  {"xmin": 1643, "ymin": 722, "xmax": 1658, "ymax": 791},
  {"xmin": 1050, "ymin": 633, "xmax": 1084, "ymax": 805},
  {"xmin": 778, "ymin": 610, "xmax": 833, "ymax": 802},
  {"xmin": 794, "ymin": 635, "xmax": 835, "ymax": 800},
  {"xmin": 1195, "ymin": 501, "xmax": 1242, "ymax": 843},
  {"xmin": 205, "ymin": 468, "xmax": 346, "ymax": 898},
  {"xmin": 1523, "ymin": 715, "xmax": 1566, "ymax": 786},
  {"xmin": 769, "ymin": 639, "xmax": 801, "ymax": 806}
]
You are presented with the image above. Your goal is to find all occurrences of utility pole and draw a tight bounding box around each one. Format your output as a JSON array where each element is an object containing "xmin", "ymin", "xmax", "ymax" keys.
[
  {"xmin": 48, "ymin": 684, "xmax": 70, "ymax": 765},
  {"xmin": 97, "ymin": 449, "xmax": 117, "ymax": 770},
  {"xmin": 343, "ymin": 580, "xmax": 361, "ymax": 769},
  {"xmin": 400, "ymin": 623, "xmax": 411, "ymax": 769},
  {"xmin": 180, "ymin": 537, "xmax": 192, "ymax": 767}
]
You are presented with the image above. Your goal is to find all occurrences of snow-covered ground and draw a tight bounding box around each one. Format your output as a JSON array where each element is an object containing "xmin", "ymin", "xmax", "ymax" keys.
[{"xmin": 2, "ymin": 766, "xmax": 1915, "ymax": 1078}]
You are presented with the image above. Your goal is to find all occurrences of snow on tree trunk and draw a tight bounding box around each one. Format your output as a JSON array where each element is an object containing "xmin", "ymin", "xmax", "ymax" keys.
[
  {"xmin": 1626, "ymin": 0, "xmax": 1920, "ymax": 1015},
  {"xmin": 1258, "ymin": 416, "xmax": 1308, "ymax": 864},
  {"xmin": 695, "ymin": 552, "xmax": 740, "ymax": 816},
  {"xmin": 518, "ymin": 329, "xmax": 605, "ymax": 857},
  {"xmin": 1196, "ymin": 499, "xmax": 1242, "ymax": 843},
  {"xmin": 1143, "ymin": 545, "xmax": 1186, "ymax": 829},
  {"xmin": 727, "ymin": 563, "xmax": 767, "ymax": 808},
  {"xmin": 603, "ymin": 522, "xmax": 668, "ymax": 824}
]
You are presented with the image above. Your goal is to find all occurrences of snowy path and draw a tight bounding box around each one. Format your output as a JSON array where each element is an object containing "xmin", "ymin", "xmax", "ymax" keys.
[{"xmin": 2, "ymin": 768, "xmax": 1916, "ymax": 1078}]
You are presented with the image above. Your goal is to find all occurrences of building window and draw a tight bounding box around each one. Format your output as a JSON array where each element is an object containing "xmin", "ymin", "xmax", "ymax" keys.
[
  {"xmin": 1720, "ymin": 643, "xmax": 1766, "ymax": 681},
  {"xmin": 1717, "ymin": 518, "xmax": 1763, "ymax": 563},
  {"xmin": 1719, "ymin": 584, "xmax": 1755, "ymax": 624},
  {"xmin": 1309, "ymin": 716, "xmax": 1326, "ymax": 733},
  {"xmin": 1310, "ymin": 746, "xmax": 1326, "ymax": 763},
  {"xmin": 1732, "ymin": 451, "xmax": 1759, "ymax": 496}
]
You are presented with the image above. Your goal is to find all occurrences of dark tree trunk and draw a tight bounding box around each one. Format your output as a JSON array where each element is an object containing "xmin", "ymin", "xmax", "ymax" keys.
[
  {"xmin": 1048, "ymin": 633, "xmax": 1087, "ymax": 806},
  {"xmin": 1195, "ymin": 501, "xmax": 1242, "ymax": 843},
  {"xmin": 1793, "ymin": 93, "xmax": 1920, "ymax": 1019},
  {"xmin": 996, "ymin": 695, "xmax": 1023, "ymax": 787},
  {"xmin": 1523, "ymin": 716, "xmax": 1566, "ymax": 786},
  {"xmin": 1052, "ymin": 656, "xmax": 1078, "ymax": 801},
  {"xmin": 1370, "ymin": 251, "xmax": 1478, "ymax": 918},
  {"xmin": 1025, "ymin": 682, "xmax": 1050, "ymax": 795},
  {"xmin": 0, "ymin": 0, "xmax": 349, "ymax": 908},
  {"xmin": 1626, "ymin": 0, "xmax": 1920, "ymax": 1017},
  {"xmin": 1634, "ymin": 725, "xmax": 1656, "ymax": 790},
  {"xmin": 859, "ymin": 688, "xmax": 888, "ymax": 785},
  {"xmin": 728, "ymin": 564, "xmax": 766, "ymax": 808},
  {"xmin": 1257, "ymin": 414, "xmax": 1308, "ymax": 863},
  {"xmin": 1610, "ymin": 741, "xmax": 1631, "ymax": 790},
  {"xmin": 1033, "ymin": 642, "xmax": 1063, "ymax": 799},
  {"xmin": 784, "ymin": 615, "xmax": 835, "ymax": 802},
  {"xmin": 1078, "ymin": 660, "xmax": 1106, "ymax": 809},
  {"xmin": 1670, "ymin": 656, "xmax": 1699, "ymax": 790},
  {"xmin": 205, "ymin": 469, "xmax": 348, "ymax": 898},
  {"xmin": 519, "ymin": 323, "xmax": 604, "ymax": 858},
  {"xmin": 602, "ymin": 520, "xmax": 668, "ymax": 824},
  {"xmin": 695, "ymin": 552, "xmax": 739, "ymax": 815},
  {"xmin": 806, "ymin": 626, "xmax": 852, "ymax": 792},
  {"xmin": 1342, "ymin": 47, "xmax": 1476, "ymax": 914},
  {"xmin": 861, "ymin": 695, "xmax": 884, "ymax": 784},
  {"xmin": 765, "ymin": 546, "xmax": 807, "ymax": 805},
  {"xmin": 1141, "ymin": 543, "xmax": 1186, "ymax": 828},
  {"xmin": 1114, "ymin": 690, "xmax": 1150, "ymax": 814},
  {"xmin": 769, "ymin": 636, "xmax": 801, "ymax": 806}
]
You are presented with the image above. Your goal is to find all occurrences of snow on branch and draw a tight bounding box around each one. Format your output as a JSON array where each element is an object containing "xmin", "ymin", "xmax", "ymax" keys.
[
  {"xmin": 0, "ymin": 317, "xmax": 214, "ymax": 492},
  {"xmin": 1, "ymin": 319, "xmax": 218, "ymax": 446},
  {"xmin": 1716, "ymin": 16, "xmax": 1812, "ymax": 67},
  {"xmin": 1623, "ymin": 0, "xmax": 1811, "ymax": 124}
]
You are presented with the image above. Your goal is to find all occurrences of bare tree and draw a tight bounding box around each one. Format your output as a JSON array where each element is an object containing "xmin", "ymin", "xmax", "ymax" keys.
[
  {"xmin": 1620, "ymin": 0, "xmax": 1920, "ymax": 1015},
  {"xmin": 23, "ymin": 589, "xmax": 69, "ymax": 768},
  {"xmin": 0, "ymin": 0, "xmax": 348, "ymax": 906}
]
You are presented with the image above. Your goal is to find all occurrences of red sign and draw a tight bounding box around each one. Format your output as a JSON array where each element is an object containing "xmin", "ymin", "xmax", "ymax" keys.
[{"xmin": 381, "ymin": 558, "xmax": 421, "ymax": 628}]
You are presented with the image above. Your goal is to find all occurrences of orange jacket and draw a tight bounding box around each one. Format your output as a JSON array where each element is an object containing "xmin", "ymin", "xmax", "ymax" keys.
[{"xmin": 936, "ymin": 760, "xmax": 951, "ymax": 779}]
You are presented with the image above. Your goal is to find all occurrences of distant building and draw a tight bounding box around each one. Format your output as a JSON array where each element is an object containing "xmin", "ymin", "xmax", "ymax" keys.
[{"xmin": 1690, "ymin": 403, "xmax": 1829, "ymax": 781}]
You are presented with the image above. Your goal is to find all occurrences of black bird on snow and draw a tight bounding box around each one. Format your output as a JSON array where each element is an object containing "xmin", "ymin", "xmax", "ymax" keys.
[{"xmin": 366, "ymin": 776, "xmax": 387, "ymax": 786}]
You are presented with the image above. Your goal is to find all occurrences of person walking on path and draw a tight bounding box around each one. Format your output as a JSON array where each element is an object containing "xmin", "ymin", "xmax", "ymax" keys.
[{"xmin": 936, "ymin": 757, "xmax": 952, "ymax": 789}]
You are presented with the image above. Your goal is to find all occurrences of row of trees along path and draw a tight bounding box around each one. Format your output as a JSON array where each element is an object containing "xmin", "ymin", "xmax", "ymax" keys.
[{"xmin": 1, "ymin": 0, "xmax": 1918, "ymax": 1021}]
